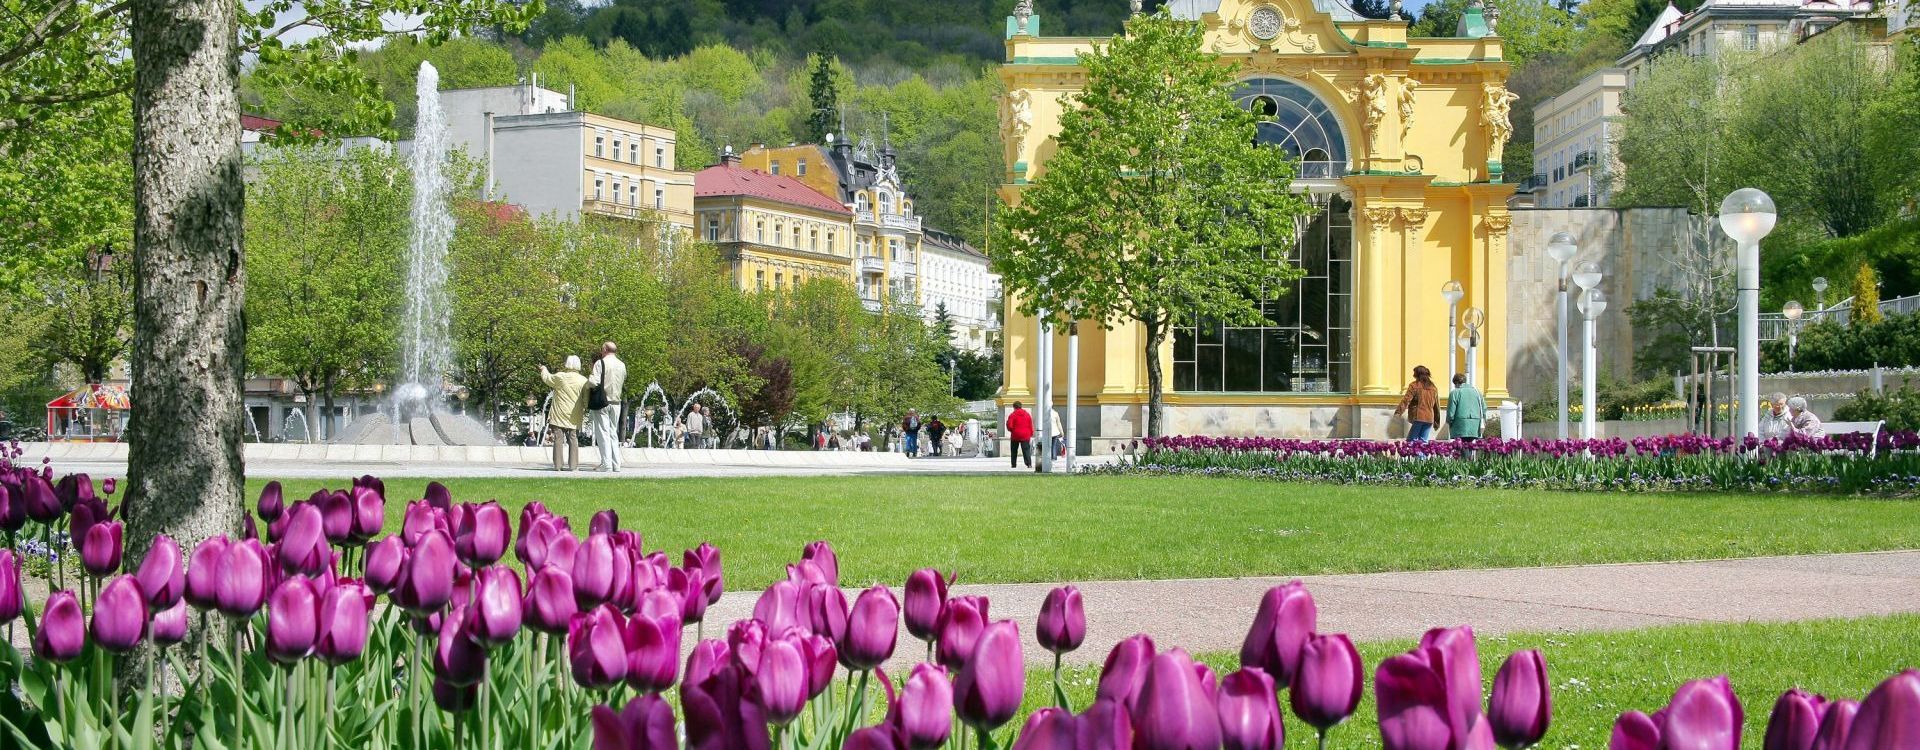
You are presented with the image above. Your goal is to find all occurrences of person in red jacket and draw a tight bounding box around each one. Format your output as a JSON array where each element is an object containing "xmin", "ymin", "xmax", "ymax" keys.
[{"xmin": 1005, "ymin": 401, "xmax": 1035, "ymax": 469}]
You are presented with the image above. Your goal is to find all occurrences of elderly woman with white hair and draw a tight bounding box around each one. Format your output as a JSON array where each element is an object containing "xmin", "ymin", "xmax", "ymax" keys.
[
  {"xmin": 1788, "ymin": 395, "xmax": 1825, "ymax": 438},
  {"xmin": 1760, "ymin": 392, "xmax": 1794, "ymax": 440},
  {"xmin": 538, "ymin": 355, "xmax": 591, "ymax": 471}
]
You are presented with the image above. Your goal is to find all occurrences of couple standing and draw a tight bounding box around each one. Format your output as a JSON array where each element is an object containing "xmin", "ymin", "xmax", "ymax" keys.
[
  {"xmin": 538, "ymin": 341, "xmax": 628, "ymax": 472},
  {"xmin": 1393, "ymin": 365, "xmax": 1486, "ymax": 442}
]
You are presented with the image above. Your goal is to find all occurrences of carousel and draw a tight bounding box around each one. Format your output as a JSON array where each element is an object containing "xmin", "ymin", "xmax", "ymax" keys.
[{"xmin": 45, "ymin": 383, "xmax": 131, "ymax": 442}]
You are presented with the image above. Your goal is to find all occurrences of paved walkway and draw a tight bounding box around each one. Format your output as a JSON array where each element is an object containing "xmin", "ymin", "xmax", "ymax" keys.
[{"xmin": 699, "ymin": 550, "xmax": 1920, "ymax": 668}]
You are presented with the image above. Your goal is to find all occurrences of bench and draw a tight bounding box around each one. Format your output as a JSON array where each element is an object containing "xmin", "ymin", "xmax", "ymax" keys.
[{"xmin": 1825, "ymin": 420, "xmax": 1885, "ymax": 458}]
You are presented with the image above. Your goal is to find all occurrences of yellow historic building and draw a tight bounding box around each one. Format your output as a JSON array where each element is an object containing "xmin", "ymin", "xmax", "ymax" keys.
[
  {"xmin": 999, "ymin": 0, "xmax": 1518, "ymax": 445},
  {"xmin": 694, "ymin": 152, "xmax": 856, "ymax": 292},
  {"xmin": 740, "ymin": 140, "xmax": 927, "ymax": 311}
]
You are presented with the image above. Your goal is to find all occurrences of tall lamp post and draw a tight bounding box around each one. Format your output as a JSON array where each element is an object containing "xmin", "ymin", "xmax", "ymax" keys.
[
  {"xmin": 1782, "ymin": 300, "xmax": 1804, "ymax": 371},
  {"xmin": 1441, "ymin": 281, "xmax": 1465, "ymax": 387},
  {"xmin": 1812, "ymin": 276, "xmax": 1829, "ymax": 316},
  {"xmin": 1460, "ymin": 307, "xmax": 1485, "ymax": 386},
  {"xmin": 1580, "ymin": 288, "xmax": 1608, "ymax": 440},
  {"xmin": 1546, "ymin": 231, "xmax": 1579, "ymax": 439},
  {"xmin": 1570, "ymin": 261, "xmax": 1603, "ymax": 434},
  {"xmin": 1720, "ymin": 188, "xmax": 1777, "ymax": 438}
]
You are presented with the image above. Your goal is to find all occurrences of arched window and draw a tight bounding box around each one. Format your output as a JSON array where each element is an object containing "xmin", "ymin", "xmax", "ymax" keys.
[
  {"xmin": 856, "ymin": 193, "xmax": 870, "ymax": 212},
  {"xmin": 878, "ymin": 191, "xmax": 894, "ymax": 216},
  {"xmin": 1233, "ymin": 78, "xmax": 1349, "ymax": 176}
]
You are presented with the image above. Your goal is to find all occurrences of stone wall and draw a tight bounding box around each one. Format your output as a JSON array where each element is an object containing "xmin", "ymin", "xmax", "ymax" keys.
[{"xmin": 1505, "ymin": 207, "xmax": 1731, "ymax": 406}]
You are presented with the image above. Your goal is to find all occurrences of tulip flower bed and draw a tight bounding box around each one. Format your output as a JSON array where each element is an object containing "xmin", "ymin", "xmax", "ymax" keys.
[
  {"xmin": 0, "ymin": 452, "xmax": 1916, "ymax": 750},
  {"xmin": 1119, "ymin": 432, "xmax": 1920, "ymax": 494}
]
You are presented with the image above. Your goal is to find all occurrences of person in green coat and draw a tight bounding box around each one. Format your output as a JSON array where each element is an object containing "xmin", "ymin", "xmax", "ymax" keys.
[{"xmin": 1445, "ymin": 372, "xmax": 1486, "ymax": 441}]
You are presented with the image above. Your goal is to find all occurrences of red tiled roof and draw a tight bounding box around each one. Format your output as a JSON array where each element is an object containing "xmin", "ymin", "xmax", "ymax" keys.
[
  {"xmin": 695, "ymin": 164, "xmax": 850, "ymax": 215},
  {"xmin": 242, "ymin": 114, "xmax": 282, "ymax": 132}
]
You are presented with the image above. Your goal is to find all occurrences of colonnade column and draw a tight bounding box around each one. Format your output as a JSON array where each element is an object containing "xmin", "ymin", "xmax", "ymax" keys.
[
  {"xmin": 1357, "ymin": 204, "xmax": 1398, "ymax": 395},
  {"xmin": 1481, "ymin": 213, "xmax": 1512, "ymax": 400}
]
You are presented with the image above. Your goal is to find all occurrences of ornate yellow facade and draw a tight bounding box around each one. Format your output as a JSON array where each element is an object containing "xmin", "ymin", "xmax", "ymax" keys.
[{"xmin": 999, "ymin": 0, "xmax": 1517, "ymax": 443}]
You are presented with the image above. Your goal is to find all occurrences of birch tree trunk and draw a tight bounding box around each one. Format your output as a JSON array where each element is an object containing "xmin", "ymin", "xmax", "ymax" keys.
[{"xmin": 122, "ymin": 0, "xmax": 247, "ymax": 593}]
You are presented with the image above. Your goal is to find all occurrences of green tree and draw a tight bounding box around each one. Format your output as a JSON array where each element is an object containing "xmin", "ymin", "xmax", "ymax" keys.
[
  {"xmin": 245, "ymin": 145, "xmax": 409, "ymax": 440},
  {"xmin": 804, "ymin": 49, "xmax": 840, "ymax": 143},
  {"xmin": 990, "ymin": 10, "xmax": 1309, "ymax": 436},
  {"xmin": 448, "ymin": 203, "xmax": 570, "ymax": 427},
  {"xmin": 37, "ymin": 253, "xmax": 134, "ymax": 384},
  {"xmin": 1855, "ymin": 263, "xmax": 1882, "ymax": 325}
]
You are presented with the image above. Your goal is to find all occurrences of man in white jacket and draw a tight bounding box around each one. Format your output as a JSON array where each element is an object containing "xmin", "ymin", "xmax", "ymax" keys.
[{"xmin": 589, "ymin": 341, "xmax": 628, "ymax": 471}]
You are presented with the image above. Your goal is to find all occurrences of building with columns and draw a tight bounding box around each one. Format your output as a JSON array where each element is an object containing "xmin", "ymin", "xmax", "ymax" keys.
[{"xmin": 999, "ymin": 0, "xmax": 1519, "ymax": 447}]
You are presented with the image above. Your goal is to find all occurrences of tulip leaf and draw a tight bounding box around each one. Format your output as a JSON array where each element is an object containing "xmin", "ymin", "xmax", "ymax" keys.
[{"xmin": 17, "ymin": 666, "xmax": 47, "ymax": 711}]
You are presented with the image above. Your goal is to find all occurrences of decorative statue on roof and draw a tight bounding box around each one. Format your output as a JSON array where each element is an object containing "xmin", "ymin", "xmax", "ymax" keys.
[
  {"xmin": 1480, "ymin": 82, "xmax": 1519, "ymax": 164},
  {"xmin": 1014, "ymin": 0, "xmax": 1033, "ymax": 33},
  {"xmin": 1130, "ymin": 0, "xmax": 1142, "ymax": 15},
  {"xmin": 1485, "ymin": 0, "xmax": 1501, "ymax": 33}
]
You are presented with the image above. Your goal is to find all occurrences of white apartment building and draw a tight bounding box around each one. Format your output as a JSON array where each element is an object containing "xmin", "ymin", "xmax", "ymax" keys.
[
  {"xmin": 919, "ymin": 229, "xmax": 1000, "ymax": 353},
  {"xmin": 1527, "ymin": 68, "xmax": 1626, "ymax": 209},
  {"xmin": 1618, "ymin": 0, "xmax": 1873, "ymax": 80}
]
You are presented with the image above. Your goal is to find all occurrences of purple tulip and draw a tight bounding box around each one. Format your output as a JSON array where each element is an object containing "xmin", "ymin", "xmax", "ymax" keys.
[
  {"xmin": 258, "ymin": 481, "xmax": 285, "ymax": 522},
  {"xmin": 937, "ymin": 595, "xmax": 988, "ymax": 671},
  {"xmin": 471, "ymin": 566, "xmax": 524, "ymax": 646},
  {"xmin": 398, "ymin": 529, "xmax": 456, "ymax": 613},
  {"xmin": 1240, "ymin": 580, "xmax": 1317, "ymax": 685},
  {"xmin": 844, "ymin": 727, "xmax": 902, "ymax": 750},
  {"xmin": 1843, "ymin": 669, "xmax": 1919, "ymax": 750},
  {"xmin": 265, "ymin": 575, "xmax": 319, "ymax": 663},
  {"xmin": 895, "ymin": 662, "xmax": 953, "ymax": 749},
  {"xmin": 587, "ymin": 508, "xmax": 618, "ymax": 536},
  {"xmin": 571, "ymin": 605, "xmax": 629, "ymax": 689},
  {"xmin": 1663, "ymin": 676, "xmax": 1744, "ymax": 750},
  {"xmin": 136, "ymin": 534, "xmax": 185, "ymax": 611},
  {"xmin": 0, "ymin": 484, "xmax": 24, "ymax": 532},
  {"xmin": 422, "ymin": 480, "xmax": 450, "ymax": 511},
  {"xmin": 401, "ymin": 501, "xmax": 445, "ymax": 546},
  {"xmin": 1420, "ymin": 625, "xmax": 1486, "ymax": 738},
  {"xmin": 20, "ymin": 474, "xmax": 60, "ymax": 522},
  {"xmin": 683, "ymin": 543, "xmax": 723, "ymax": 606},
  {"xmin": 1610, "ymin": 711, "xmax": 1661, "ymax": 750},
  {"xmin": 792, "ymin": 633, "xmax": 832, "ymax": 698},
  {"xmin": 755, "ymin": 635, "xmax": 809, "ymax": 725},
  {"xmin": 278, "ymin": 503, "xmax": 328, "ymax": 576},
  {"xmin": 151, "ymin": 599, "xmax": 189, "ymax": 646},
  {"xmin": 593, "ymin": 693, "xmax": 678, "ymax": 750},
  {"xmin": 216, "ymin": 538, "xmax": 271, "ymax": 619},
  {"xmin": 364, "ymin": 536, "xmax": 407, "ymax": 594},
  {"xmin": 1812, "ymin": 699, "xmax": 1857, "ymax": 750},
  {"xmin": 82, "ymin": 520, "xmax": 124, "ymax": 577},
  {"xmin": 1765, "ymin": 688, "xmax": 1826, "ymax": 750},
  {"xmin": 1218, "ymin": 668, "xmax": 1282, "ymax": 750},
  {"xmin": 317, "ymin": 491, "xmax": 353, "ymax": 545},
  {"xmin": 0, "ymin": 550, "xmax": 22, "ymax": 624},
  {"xmin": 626, "ymin": 609, "xmax": 682, "ymax": 694},
  {"xmin": 1080, "ymin": 698, "xmax": 1135, "ymax": 749},
  {"xmin": 1378, "ymin": 648, "xmax": 1460, "ymax": 750},
  {"xmin": 1097, "ymin": 634, "xmax": 1158, "ymax": 710},
  {"xmin": 433, "ymin": 678, "xmax": 477, "ymax": 713},
  {"xmin": 728, "ymin": 619, "xmax": 767, "ymax": 677},
  {"xmin": 91, "ymin": 574, "xmax": 148, "ymax": 653},
  {"xmin": 903, "ymin": 567, "xmax": 948, "ymax": 643},
  {"xmin": 753, "ymin": 579, "xmax": 804, "ymax": 634},
  {"xmin": 1291, "ymin": 633, "xmax": 1363, "ymax": 731},
  {"xmin": 70, "ymin": 497, "xmax": 107, "ymax": 559},
  {"xmin": 1012, "ymin": 707, "xmax": 1078, "ymax": 749},
  {"xmin": 955, "ymin": 620, "xmax": 1025, "ymax": 731},
  {"xmin": 801, "ymin": 582, "xmax": 846, "ymax": 642},
  {"xmin": 34, "ymin": 590, "xmax": 85, "ymax": 663},
  {"xmin": 1129, "ymin": 648, "xmax": 1222, "ymax": 750},
  {"xmin": 801, "ymin": 541, "xmax": 838, "ymax": 586},
  {"xmin": 525, "ymin": 566, "xmax": 578, "ymax": 634},
  {"xmin": 184, "ymin": 535, "xmax": 230, "ymax": 610},
  {"xmin": 1036, "ymin": 585, "xmax": 1086, "ymax": 656},
  {"xmin": 1490, "ymin": 650, "xmax": 1551, "ymax": 749},
  {"xmin": 316, "ymin": 581, "xmax": 370, "ymax": 664},
  {"xmin": 435, "ymin": 605, "xmax": 488, "ymax": 686},
  {"xmin": 574, "ymin": 533, "xmax": 617, "ymax": 611},
  {"xmin": 839, "ymin": 585, "xmax": 899, "ymax": 671},
  {"xmin": 349, "ymin": 485, "xmax": 383, "ymax": 544},
  {"xmin": 686, "ymin": 639, "xmax": 732, "ymax": 688},
  {"xmin": 455, "ymin": 502, "xmax": 509, "ymax": 567}
]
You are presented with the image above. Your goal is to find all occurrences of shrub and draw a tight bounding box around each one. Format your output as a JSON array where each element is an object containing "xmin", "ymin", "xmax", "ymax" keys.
[
  {"xmin": 1762, "ymin": 310, "xmax": 1920, "ymax": 372},
  {"xmin": 1834, "ymin": 384, "xmax": 1920, "ymax": 431}
]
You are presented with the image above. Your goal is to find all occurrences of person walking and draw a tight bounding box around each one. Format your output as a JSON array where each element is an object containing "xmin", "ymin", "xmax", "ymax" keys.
[
  {"xmin": 1048, "ymin": 407, "xmax": 1066, "ymax": 458},
  {"xmin": 684, "ymin": 404, "xmax": 706, "ymax": 449},
  {"xmin": 901, "ymin": 409, "xmax": 923, "ymax": 457},
  {"xmin": 927, "ymin": 415, "xmax": 947, "ymax": 457},
  {"xmin": 539, "ymin": 356, "xmax": 590, "ymax": 471},
  {"xmin": 1444, "ymin": 372, "xmax": 1485, "ymax": 442},
  {"xmin": 1393, "ymin": 365, "xmax": 1441, "ymax": 442},
  {"xmin": 588, "ymin": 341, "xmax": 628, "ymax": 472},
  {"xmin": 1005, "ymin": 402, "xmax": 1035, "ymax": 469}
]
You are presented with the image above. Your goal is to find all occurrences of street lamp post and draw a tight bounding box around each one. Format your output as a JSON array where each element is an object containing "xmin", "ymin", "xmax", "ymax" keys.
[
  {"xmin": 1570, "ymin": 260, "xmax": 1603, "ymax": 436},
  {"xmin": 1066, "ymin": 321, "xmax": 1079, "ymax": 473},
  {"xmin": 1812, "ymin": 276, "xmax": 1829, "ymax": 315},
  {"xmin": 1441, "ymin": 281, "xmax": 1465, "ymax": 387},
  {"xmin": 1783, "ymin": 300, "xmax": 1804, "ymax": 371},
  {"xmin": 1546, "ymin": 231, "xmax": 1579, "ymax": 439},
  {"xmin": 1461, "ymin": 306, "xmax": 1485, "ymax": 387},
  {"xmin": 1720, "ymin": 188, "xmax": 1777, "ymax": 438},
  {"xmin": 1580, "ymin": 288, "xmax": 1608, "ymax": 440},
  {"xmin": 1036, "ymin": 313, "xmax": 1053, "ymax": 473}
]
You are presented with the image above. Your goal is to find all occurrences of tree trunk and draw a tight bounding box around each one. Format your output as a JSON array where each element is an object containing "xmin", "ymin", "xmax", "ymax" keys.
[
  {"xmin": 323, "ymin": 373, "xmax": 337, "ymax": 442},
  {"xmin": 1142, "ymin": 316, "xmax": 1165, "ymax": 438},
  {"xmin": 123, "ymin": 0, "xmax": 246, "ymax": 678}
]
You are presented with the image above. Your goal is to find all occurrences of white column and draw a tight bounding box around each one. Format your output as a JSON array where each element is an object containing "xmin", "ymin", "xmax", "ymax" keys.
[
  {"xmin": 1037, "ymin": 316, "xmax": 1053, "ymax": 473},
  {"xmin": 1556, "ymin": 273, "xmax": 1569, "ymax": 440},
  {"xmin": 1582, "ymin": 316, "xmax": 1598, "ymax": 440},
  {"xmin": 1066, "ymin": 323, "xmax": 1079, "ymax": 473},
  {"xmin": 1738, "ymin": 241, "xmax": 1760, "ymax": 438}
]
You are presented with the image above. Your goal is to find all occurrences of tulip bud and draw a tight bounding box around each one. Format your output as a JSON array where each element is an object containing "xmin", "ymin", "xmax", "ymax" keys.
[
  {"xmin": 673, "ymin": 565, "xmax": 710, "ymax": 624},
  {"xmin": 955, "ymin": 620, "xmax": 1025, "ymax": 732},
  {"xmin": 91, "ymin": 574, "xmax": 148, "ymax": 653},
  {"xmin": 574, "ymin": 533, "xmax": 617, "ymax": 611},
  {"xmin": 686, "ymin": 543, "xmax": 723, "ymax": 605},
  {"xmin": 753, "ymin": 579, "xmax": 804, "ymax": 635},
  {"xmin": 184, "ymin": 534, "xmax": 230, "ymax": 610},
  {"xmin": 21, "ymin": 475, "xmax": 60, "ymax": 522},
  {"xmin": 216, "ymin": 539, "xmax": 271, "ymax": 619},
  {"xmin": 686, "ymin": 639, "xmax": 732, "ymax": 688},
  {"xmin": 137, "ymin": 534, "xmax": 186, "ymax": 612},
  {"xmin": 896, "ymin": 662, "xmax": 953, "ymax": 749},
  {"xmin": 0, "ymin": 484, "xmax": 26, "ymax": 533},
  {"xmin": 1843, "ymin": 670, "xmax": 1919, "ymax": 750},
  {"xmin": 524, "ymin": 566, "xmax": 578, "ymax": 635},
  {"xmin": 1011, "ymin": 707, "xmax": 1078, "ymax": 750},
  {"xmin": 423, "ymin": 480, "xmax": 450, "ymax": 512},
  {"xmin": 570, "ymin": 605, "xmax": 629, "ymax": 689},
  {"xmin": 801, "ymin": 541, "xmax": 838, "ymax": 586},
  {"xmin": 0, "ymin": 550, "xmax": 22, "ymax": 624},
  {"xmin": 278, "ymin": 503, "xmax": 329, "ymax": 577},
  {"xmin": 937, "ymin": 596, "xmax": 987, "ymax": 671},
  {"xmin": 1811, "ymin": 699, "xmax": 1856, "ymax": 750},
  {"xmin": 82, "ymin": 520, "xmax": 125, "ymax": 577},
  {"xmin": 839, "ymin": 585, "xmax": 899, "ymax": 671},
  {"xmin": 1240, "ymin": 580, "xmax": 1317, "ymax": 685},
  {"xmin": 1290, "ymin": 633, "xmax": 1364, "ymax": 731},
  {"xmin": 471, "ymin": 566, "xmax": 524, "ymax": 646},
  {"xmin": 1609, "ymin": 711, "xmax": 1661, "ymax": 750},
  {"xmin": 316, "ymin": 581, "xmax": 370, "ymax": 665},
  {"xmin": 258, "ymin": 481, "xmax": 285, "ymax": 523},
  {"xmin": 1217, "ymin": 668, "xmax": 1282, "ymax": 750},
  {"xmin": 1762, "ymin": 688, "xmax": 1826, "ymax": 750},
  {"xmin": 806, "ymin": 582, "xmax": 847, "ymax": 641},
  {"xmin": 151, "ymin": 599, "xmax": 189, "ymax": 646},
  {"xmin": 349, "ymin": 485, "xmax": 384, "ymax": 545},
  {"xmin": 34, "ymin": 590, "xmax": 86, "ymax": 663},
  {"xmin": 845, "ymin": 727, "xmax": 903, "ymax": 750},
  {"xmin": 728, "ymin": 619, "xmax": 767, "ymax": 677},
  {"xmin": 1661, "ymin": 676, "xmax": 1744, "ymax": 750},
  {"xmin": 1420, "ymin": 625, "xmax": 1485, "ymax": 737},
  {"xmin": 1079, "ymin": 698, "xmax": 1135, "ymax": 750},
  {"xmin": 1377, "ymin": 647, "xmax": 1458, "ymax": 750},
  {"xmin": 1035, "ymin": 585, "xmax": 1085, "ymax": 656},
  {"xmin": 626, "ymin": 609, "xmax": 683, "ymax": 694},
  {"xmin": 902, "ymin": 567, "xmax": 947, "ymax": 643},
  {"xmin": 401, "ymin": 501, "xmax": 444, "ymax": 546},
  {"xmin": 318, "ymin": 491, "xmax": 353, "ymax": 546},
  {"xmin": 364, "ymin": 536, "xmax": 407, "ymax": 594},
  {"xmin": 398, "ymin": 529, "xmax": 456, "ymax": 613},
  {"xmin": 756, "ymin": 635, "xmax": 810, "ymax": 725},
  {"xmin": 1127, "ymin": 648, "xmax": 1222, "ymax": 750},
  {"xmin": 1097, "ymin": 634, "xmax": 1158, "ymax": 711},
  {"xmin": 1489, "ymin": 650, "xmax": 1551, "ymax": 749},
  {"xmin": 265, "ymin": 575, "xmax": 320, "ymax": 663},
  {"xmin": 435, "ymin": 605, "xmax": 488, "ymax": 687},
  {"xmin": 102, "ymin": 477, "xmax": 116, "ymax": 496},
  {"xmin": 455, "ymin": 502, "xmax": 509, "ymax": 567},
  {"xmin": 592, "ymin": 694, "xmax": 678, "ymax": 750}
]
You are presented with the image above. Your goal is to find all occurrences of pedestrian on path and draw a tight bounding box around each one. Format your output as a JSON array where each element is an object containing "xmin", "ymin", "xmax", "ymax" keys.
[
  {"xmin": 1006, "ymin": 402, "xmax": 1034, "ymax": 469},
  {"xmin": 684, "ymin": 405, "xmax": 706, "ymax": 449},
  {"xmin": 1393, "ymin": 365, "xmax": 1440, "ymax": 441},
  {"xmin": 588, "ymin": 341, "xmax": 627, "ymax": 472},
  {"xmin": 539, "ymin": 356, "xmax": 590, "ymax": 471},
  {"xmin": 927, "ymin": 415, "xmax": 947, "ymax": 457},
  {"xmin": 901, "ymin": 410, "xmax": 923, "ymax": 457},
  {"xmin": 1445, "ymin": 372, "xmax": 1485, "ymax": 442},
  {"xmin": 1049, "ymin": 407, "xmax": 1065, "ymax": 458}
]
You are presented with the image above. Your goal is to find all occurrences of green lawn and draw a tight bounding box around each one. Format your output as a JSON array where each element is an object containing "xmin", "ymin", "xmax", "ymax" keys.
[
  {"xmin": 1018, "ymin": 614, "xmax": 1920, "ymax": 749},
  {"xmin": 257, "ymin": 474, "xmax": 1920, "ymax": 589}
]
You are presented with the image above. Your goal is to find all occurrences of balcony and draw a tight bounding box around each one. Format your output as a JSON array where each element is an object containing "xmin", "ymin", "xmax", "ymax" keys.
[
  {"xmin": 857, "ymin": 256, "xmax": 884, "ymax": 274},
  {"xmin": 854, "ymin": 210, "xmax": 876, "ymax": 226},
  {"xmin": 890, "ymin": 260, "xmax": 917, "ymax": 277},
  {"xmin": 880, "ymin": 214, "xmax": 923, "ymax": 233},
  {"xmin": 1572, "ymin": 151, "xmax": 1596, "ymax": 171},
  {"xmin": 860, "ymin": 298, "xmax": 883, "ymax": 313},
  {"xmin": 583, "ymin": 199, "xmax": 656, "ymax": 221},
  {"xmin": 1515, "ymin": 173, "xmax": 1550, "ymax": 192}
]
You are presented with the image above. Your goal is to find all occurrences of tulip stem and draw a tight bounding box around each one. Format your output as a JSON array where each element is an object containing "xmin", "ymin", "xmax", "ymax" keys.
[
  {"xmin": 231, "ymin": 621, "xmax": 245, "ymax": 750},
  {"xmin": 1318, "ymin": 729, "xmax": 1329, "ymax": 750},
  {"xmin": 280, "ymin": 666, "xmax": 293, "ymax": 750},
  {"xmin": 410, "ymin": 628, "xmax": 423, "ymax": 750}
]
